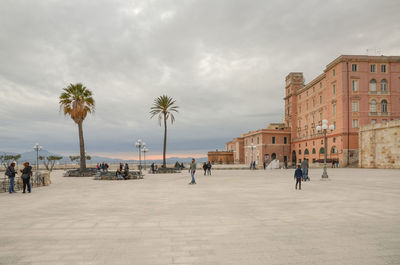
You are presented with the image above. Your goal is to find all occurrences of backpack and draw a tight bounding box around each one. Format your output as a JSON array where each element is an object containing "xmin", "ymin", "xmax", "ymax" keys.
[{"xmin": 5, "ymin": 167, "xmax": 12, "ymax": 177}]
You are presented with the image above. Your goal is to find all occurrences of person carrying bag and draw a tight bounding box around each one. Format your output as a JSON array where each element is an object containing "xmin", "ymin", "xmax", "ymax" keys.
[
  {"xmin": 21, "ymin": 162, "xmax": 33, "ymax": 193},
  {"xmin": 6, "ymin": 162, "xmax": 17, "ymax": 193}
]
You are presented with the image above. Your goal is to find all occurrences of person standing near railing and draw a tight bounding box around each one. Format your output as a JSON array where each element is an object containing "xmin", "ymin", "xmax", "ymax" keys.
[
  {"xmin": 21, "ymin": 162, "xmax": 32, "ymax": 193},
  {"xmin": 6, "ymin": 162, "xmax": 17, "ymax": 193}
]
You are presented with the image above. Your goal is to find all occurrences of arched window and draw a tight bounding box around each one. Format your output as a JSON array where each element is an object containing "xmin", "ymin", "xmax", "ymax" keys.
[
  {"xmin": 299, "ymin": 149, "xmax": 302, "ymax": 155},
  {"xmin": 331, "ymin": 146, "xmax": 338, "ymax": 154},
  {"xmin": 381, "ymin": 100, "xmax": 388, "ymax": 113},
  {"xmin": 380, "ymin": 79, "xmax": 387, "ymax": 92},
  {"xmin": 369, "ymin": 79, "xmax": 377, "ymax": 92},
  {"xmin": 370, "ymin": 99, "xmax": 377, "ymax": 113},
  {"xmin": 312, "ymin": 148, "xmax": 316, "ymax": 154},
  {"xmin": 304, "ymin": 149, "xmax": 309, "ymax": 155},
  {"xmin": 319, "ymin": 147, "xmax": 325, "ymax": 154}
]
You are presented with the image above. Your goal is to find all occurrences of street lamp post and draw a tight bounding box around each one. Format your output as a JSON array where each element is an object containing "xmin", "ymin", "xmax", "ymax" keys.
[
  {"xmin": 316, "ymin": 119, "xmax": 335, "ymax": 179},
  {"xmin": 135, "ymin": 139, "xmax": 144, "ymax": 178},
  {"xmin": 33, "ymin": 143, "xmax": 42, "ymax": 175},
  {"xmin": 249, "ymin": 144, "xmax": 256, "ymax": 169},
  {"xmin": 142, "ymin": 146, "xmax": 148, "ymax": 171}
]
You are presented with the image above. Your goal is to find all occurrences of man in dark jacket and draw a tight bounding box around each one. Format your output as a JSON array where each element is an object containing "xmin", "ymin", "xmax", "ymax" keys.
[
  {"xmin": 207, "ymin": 161, "xmax": 212, "ymax": 175},
  {"xmin": 294, "ymin": 165, "xmax": 303, "ymax": 190},
  {"xmin": 6, "ymin": 162, "xmax": 17, "ymax": 193}
]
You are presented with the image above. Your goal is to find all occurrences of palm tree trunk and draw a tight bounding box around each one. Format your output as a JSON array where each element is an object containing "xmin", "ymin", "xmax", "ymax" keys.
[
  {"xmin": 78, "ymin": 121, "xmax": 86, "ymax": 171},
  {"xmin": 163, "ymin": 113, "xmax": 167, "ymax": 168}
]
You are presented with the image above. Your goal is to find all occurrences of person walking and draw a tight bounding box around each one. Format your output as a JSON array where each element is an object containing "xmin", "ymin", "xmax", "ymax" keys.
[
  {"xmin": 294, "ymin": 165, "xmax": 302, "ymax": 190},
  {"xmin": 202, "ymin": 162, "xmax": 207, "ymax": 175},
  {"xmin": 6, "ymin": 162, "xmax": 17, "ymax": 193},
  {"xmin": 189, "ymin": 158, "xmax": 196, "ymax": 184},
  {"xmin": 207, "ymin": 161, "xmax": 212, "ymax": 176},
  {"xmin": 21, "ymin": 162, "xmax": 32, "ymax": 193}
]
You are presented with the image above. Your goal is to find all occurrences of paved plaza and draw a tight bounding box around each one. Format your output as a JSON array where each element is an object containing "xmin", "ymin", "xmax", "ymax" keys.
[{"xmin": 1, "ymin": 168, "xmax": 400, "ymax": 265}]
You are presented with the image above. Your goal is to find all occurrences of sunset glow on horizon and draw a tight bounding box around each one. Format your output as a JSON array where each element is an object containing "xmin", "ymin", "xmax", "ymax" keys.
[{"xmin": 90, "ymin": 152, "xmax": 207, "ymax": 161}]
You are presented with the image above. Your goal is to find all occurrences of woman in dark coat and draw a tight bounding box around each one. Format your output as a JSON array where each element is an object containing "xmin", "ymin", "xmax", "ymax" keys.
[
  {"xmin": 203, "ymin": 162, "xmax": 207, "ymax": 175},
  {"xmin": 21, "ymin": 162, "xmax": 33, "ymax": 193}
]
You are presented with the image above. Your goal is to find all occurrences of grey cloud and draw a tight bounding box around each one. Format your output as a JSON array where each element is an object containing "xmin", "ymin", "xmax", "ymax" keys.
[{"xmin": 1, "ymin": 0, "xmax": 399, "ymax": 157}]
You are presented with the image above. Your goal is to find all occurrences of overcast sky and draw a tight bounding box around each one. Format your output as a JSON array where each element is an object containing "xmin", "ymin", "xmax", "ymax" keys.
[{"xmin": 1, "ymin": 0, "xmax": 399, "ymax": 159}]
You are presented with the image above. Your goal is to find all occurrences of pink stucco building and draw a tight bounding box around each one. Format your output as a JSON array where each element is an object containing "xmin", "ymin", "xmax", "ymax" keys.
[
  {"xmin": 285, "ymin": 55, "xmax": 400, "ymax": 166},
  {"xmin": 222, "ymin": 55, "xmax": 400, "ymax": 167}
]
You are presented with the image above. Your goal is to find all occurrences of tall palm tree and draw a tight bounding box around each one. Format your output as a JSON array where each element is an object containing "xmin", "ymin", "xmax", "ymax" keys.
[
  {"xmin": 150, "ymin": 95, "xmax": 179, "ymax": 168},
  {"xmin": 59, "ymin": 83, "xmax": 95, "ymax": 171}
]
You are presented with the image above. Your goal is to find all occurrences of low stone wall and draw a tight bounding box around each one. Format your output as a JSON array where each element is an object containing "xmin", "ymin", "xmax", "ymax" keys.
[
  {"xmin": 64, "ymin": 168, "xmax": 98, "ymax": 177},
  {"xmin": 359, "ymin": 120, "xmax": 400, "ymax": 168},
  {"xmin": 94, "ymin": 171, "xmax": 142, "ymax": 180},
  {"xmin": 0, "ymin": 171, "xmax": 51, "ymax": 193}
]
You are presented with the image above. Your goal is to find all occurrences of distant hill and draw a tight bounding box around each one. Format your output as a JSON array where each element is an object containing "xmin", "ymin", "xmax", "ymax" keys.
[{"xmin": 0, "ymin": 150, "xmax": 207, "ymax": 165}]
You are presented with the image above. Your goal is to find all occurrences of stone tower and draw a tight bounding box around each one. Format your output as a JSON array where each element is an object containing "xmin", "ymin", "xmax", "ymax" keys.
[{"xmin": 284, "ymin": 72, "xmax": 304, "ymax": 141}]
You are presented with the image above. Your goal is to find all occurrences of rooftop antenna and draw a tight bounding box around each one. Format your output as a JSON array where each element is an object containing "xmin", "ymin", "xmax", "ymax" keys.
[{"xmin": 366, "ymin": 49, "xmax": 382, "ymax": 56}]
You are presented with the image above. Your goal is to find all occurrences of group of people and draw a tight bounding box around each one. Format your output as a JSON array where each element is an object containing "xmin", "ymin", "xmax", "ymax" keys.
[
  {"xmin": 5, "ymin": 162, "xmax": 33, "ymax": 194},
  {"xmin": 150, "ymin": 163, "xmax": 158, "ymax": 173},
  {"xmin": 294, "ymin": 159, "xmax": 310, "ymax": 190},
  {"xmin": 116, "ymin": 162, "xmax": 130, "ymax": 179},
  {"xmin": 96, "ymin": 163, "xmax": 109, "ymax": 172},
  {"xmin": 202, "ymin": 161, "xmax": 212, "ymax": 175}
]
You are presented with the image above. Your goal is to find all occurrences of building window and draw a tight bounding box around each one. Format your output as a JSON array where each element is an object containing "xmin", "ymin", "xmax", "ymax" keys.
[
  {"xmin": 299, "ymin": 143, "xmax": 301, "ymax": 148},
  {"xmin": 298, "ymin": 149, "xmax": 302, "ymax": 155},
  {"xmin": 312, "ymin": 148, "xmax": 316, "ymax": 154},
  {"xmin": 370, "ymin": 79, "xmax": 377, "ymax": 92},
  {"xmin": 304, "ymin": 149, "xmax": 309, "ymax": 155},
  {"xmin": 272, "ymin": 137, "xmax": 276, "ymax": 144},
  {"xmin": 381, "ymin": 79, "xmax": 387, "ymax": 92},
  {"xmin": 312, "ymin": 98, "xmax": 315, "ymax": 107},
  {"xmin": 313, "ymin": 141, "xmax": 315, "ymax": 146},
  {"xmin": 333, "ymin": 121, "xmax": 336, "ymax": 129},
  {"xmin": 381, "ymin": 64, "xmax": 386, "ymax": 73},
  {"xmin": 381, "ymin": 100, "xmax": 388, "ymax": 113},
  {"xmin": 332, "ymin": 69, "xmax": 336, "ymax": 76},
  {"xmin": 333, "ymin": 137, "xmax": 336, "ymax": 143},
  {"xmin": 352, "ymin": 64, "xmax": 358, "ymax": 72},
  {"xmin": 319, "ymin": 147, "xmax": 325, "ymax": 154},
  {"xmin": 284, "ymin": 137, "xmax": 287, "ymax": 144},
  {"xmin": 321, "ymin": 139, "xmax": 323, "ymax": 145},
  {"xmin": 319, "ymin": 95, "xmax": 322, "ymax": 104},
  {"xmin": 370, "ymin": 64, "xmax": 376, "ymax": 72},
  {"xmin": 370, "ymin": 100, "xmax": 377, "ymax": 113},
  {"xmin": 299, "ymin": 105, "xmax": 301, "ymax": 113},
  {"xmin": 306, "ymin": 101, "xmax": 309, "ymax": 110},
  {"xmin": 333, "ymin": 84, "xmax": 336, "ymax": 95},
  {"xmin": 352, "ymin": 80, "xmax": 358, "ymax": 91},
  {"xmin": 331, "ymin": 146, "xmax": 338, "ymax": 154},
  {"xmin": 332, "ymin": 104, "xmax": 336, "ymax": 115},
  {"xmin": 352, "ymin": 101, "xmax": 359, "ymax": 112},
  {"xmin": 352, "ymin": 119, "xmax": 358, "ymax": 128},
  {"xmin": 371, "ymin": 119, "xmax": 377, "ymax": 124},
  {"xmin": 257, "ymin": 137, "xmax": 259, "ymax": 144}
]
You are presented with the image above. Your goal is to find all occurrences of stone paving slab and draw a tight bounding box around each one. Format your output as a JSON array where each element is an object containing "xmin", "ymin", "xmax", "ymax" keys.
[{"xmin": 0, "ymin": 168, "xmax": 400, "ymax": 265}]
